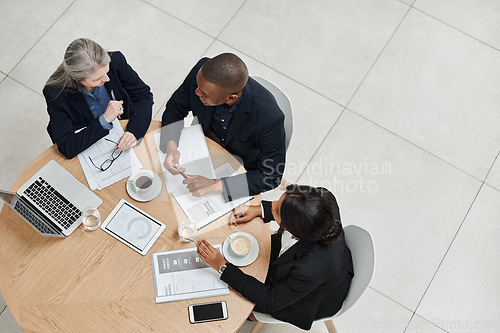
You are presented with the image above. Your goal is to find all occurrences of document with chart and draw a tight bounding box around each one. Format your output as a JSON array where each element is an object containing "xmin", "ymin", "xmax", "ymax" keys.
[
  {"xmin": 155, "ymin": 125, "xmax": 252, "ymax": 229},
  {"xmin": 151, "ymin": 246, "xmax": 229, "ymax": 303}
]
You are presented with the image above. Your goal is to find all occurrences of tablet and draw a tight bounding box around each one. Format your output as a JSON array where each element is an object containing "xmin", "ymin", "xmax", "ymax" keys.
[{"xmin": 101, "ymin": 199, "xmax": 166, "ymax": 255}]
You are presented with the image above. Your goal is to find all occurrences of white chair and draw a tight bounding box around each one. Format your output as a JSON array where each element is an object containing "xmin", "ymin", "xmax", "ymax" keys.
[
  {"xmin": 250, "ymin": 225, "xmax": 376, "ymax": 333},
  {"xmin": 252, "ymin": 76, "xmax": 293, "ymax": 152},
  {"xmin": 252, "ymin": 76, "xmax": 293, "ymax": 206}
]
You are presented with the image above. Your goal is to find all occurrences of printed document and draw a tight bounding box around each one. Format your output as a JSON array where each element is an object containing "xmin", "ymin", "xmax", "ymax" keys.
[
  {"xmin": 78, "ymin": 119, "xmax": 142, "ymax": 190},
  {"xmin": 151, "ymin": 246, "xmax": 229, "ymax": 303},
  {"xmin": 155, "ymin": 126, "xmax": 252, "ymax": 229}
]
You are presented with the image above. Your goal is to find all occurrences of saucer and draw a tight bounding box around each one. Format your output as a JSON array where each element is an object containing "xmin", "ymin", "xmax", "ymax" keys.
[
  {"xmin": 126, "ymin": 172, "xmax": 162, "ymax": 202},
  {"xmin": 222, "ymin": 232, "xmax": 259, "ymax": 267}
]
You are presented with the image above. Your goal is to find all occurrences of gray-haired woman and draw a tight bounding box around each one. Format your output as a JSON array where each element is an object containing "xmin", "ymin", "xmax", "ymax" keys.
[{"xmin": 43, "ymin": 38, "xmax": 153, "ymax": 159}]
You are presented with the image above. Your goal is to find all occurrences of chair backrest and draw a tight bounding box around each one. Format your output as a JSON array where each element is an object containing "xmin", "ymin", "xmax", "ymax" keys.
[
  {"xmin": 333, "ymin": 224, "xmax": 375, "ymax": 317},
  {"xmin": 252, "ymin": 76, "xmax": 293, "ymax": 152}
]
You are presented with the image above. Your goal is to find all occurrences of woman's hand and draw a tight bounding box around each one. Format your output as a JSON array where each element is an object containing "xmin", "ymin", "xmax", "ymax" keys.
[
  {"xmin": 230, "ymin": 204, "xmax": 262, "ymax": 225},
  {"xmin": 103, "ymin": 100, "xmax": 124, "ymax": 123},
  {"xmin": 117, "ymin": 131, "xmax": 137, "ymax": 151},
  {"xmin": 196, "ymin": 239, "xmax": 226, "ymax": 271}
]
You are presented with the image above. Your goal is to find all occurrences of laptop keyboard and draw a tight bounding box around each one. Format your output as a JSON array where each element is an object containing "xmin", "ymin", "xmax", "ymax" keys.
[
  {"xmin": 23, "ymin": 177, "xmax": 81, "ymax": 230},
  {"xmin": 14, "ymin": 201, "xmax": 58, "ymax": 235}
]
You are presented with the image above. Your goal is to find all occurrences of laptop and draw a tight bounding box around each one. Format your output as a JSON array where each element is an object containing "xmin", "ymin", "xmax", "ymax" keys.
[{"xmin": 0, "ymin": 160, "xmax": 102, "ymax": 237}]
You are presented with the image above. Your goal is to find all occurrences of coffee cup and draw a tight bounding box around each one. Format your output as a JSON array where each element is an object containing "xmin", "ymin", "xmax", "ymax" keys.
[
  {"xmin": 129, "ymin": 170, "xmax": 155, "ymax": 196},
  {"xmin": 230, "ymin": 234, "xmax": 252, "ymax": 257}
]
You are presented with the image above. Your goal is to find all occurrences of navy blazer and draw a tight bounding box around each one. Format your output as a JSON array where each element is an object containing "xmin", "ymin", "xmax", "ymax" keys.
[
  {"xmin": 160, "ymin": 58, "xmax": 286, "ymax": 196},
  {"xmin": 220, "ymin": 190, "xmax": 354, "ymax": 330},
  {"xmin": 43, "ymin": 51, "xmax": 153, "ymax": 159}
]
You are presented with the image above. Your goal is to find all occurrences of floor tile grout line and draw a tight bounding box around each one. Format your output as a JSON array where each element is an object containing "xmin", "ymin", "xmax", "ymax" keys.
[
  {"xmin": 344, "ymin": 107, "xmax": 486, "ymax": 183},
  {"xmin": 295, "ymin": 107, "xmax": 348, "ymax": 182},
  {"xmin": 4, "ymin": 76, "xmax": 44, "ymax": 98},
  {"xmin": 481, "ymin": 149, "xmax": 500, "ymax": 184},
  {"xmin": 213, "ymin": 0, "xmax": 248, "ymax": 40},
  {"xmin": 345, "ymin": 5, "xmax": 412, "ymax": 109},
  {"xmin": 367, "ymin": 286, "xmax": 450, "ymax": 333},
  {"xmin": 408, "ymin": 182, "xmax": 485, "ymax": 331},
  {"xmin": 208, "ymin": 40, "xmax": 346, "ymax": 109},
  {"xmin": 403, "ymin": 312, "xmax": 450, "ymax": 333},
  {"xmin": 411, "ymin": 7, "xmax": 500, "ymax": 53},
  {"xmin": 368, "ymin": 286, "xmax": 415, "ymax": 314},
  {"xmin": 140, "ymin": 0, "xmax": 217, "ymax": 40},
  {"xmin": 6, "ymin": 0, "xmax": 77, "ymax": 78}
]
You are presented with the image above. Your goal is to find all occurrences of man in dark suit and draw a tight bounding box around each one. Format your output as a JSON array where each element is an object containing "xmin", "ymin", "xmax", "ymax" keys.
[
  {"xmin": 160, "ymin": 53, "xmax": 286, "ymax": 198},
  {"xmin": 196, "ymin": 185, "xmax": 354, "ymax": 330}
]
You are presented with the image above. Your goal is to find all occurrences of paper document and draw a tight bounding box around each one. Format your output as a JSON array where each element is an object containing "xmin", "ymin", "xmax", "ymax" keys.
[
  {"xmin": 155, "ymin": 126, "xmax": 252, "ymax": 229},
  {"xmin": 78, "ymin": 119, "xmax": 142, "ymax": 190},
  {"xmin": 151, "ymin": 246, "xmax": 229, "ymax": 303}
]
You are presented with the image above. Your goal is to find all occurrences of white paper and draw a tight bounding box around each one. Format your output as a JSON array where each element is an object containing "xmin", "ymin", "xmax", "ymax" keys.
[
  {"xmin": 155, "ymin": 126, "xmax": 252, "ymax": 229},
  {"xmin": 151, "ymin": 246, "xmax": 229, "ymax": 303},
  {"xmin": 78, "ymin": 119, "xmax": 142, "ymax": 190}
]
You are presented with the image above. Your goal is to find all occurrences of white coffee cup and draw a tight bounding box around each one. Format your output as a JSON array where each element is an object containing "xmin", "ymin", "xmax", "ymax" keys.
[
  {"xmin": 230, "ymin": 234, "xmax": 252, "ymax": 257},
  {"xmin": 129, "ymin": 170, "xmax": 155, "ymax": 196}
]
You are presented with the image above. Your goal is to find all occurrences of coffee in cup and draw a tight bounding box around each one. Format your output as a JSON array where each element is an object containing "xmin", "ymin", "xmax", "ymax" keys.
[
  {"xmin": 230, "ymin": 234, "xmax": 252, "ymax": 256},
  {"xmin": 129, "ymin": 170, "xmax": 155, "ymax": 196}
]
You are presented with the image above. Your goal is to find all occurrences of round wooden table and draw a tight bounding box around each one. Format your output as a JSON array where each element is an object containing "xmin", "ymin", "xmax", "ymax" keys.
[{"xmin": 0, "ymin": 121, "xmax": 270, "ymax": 332}]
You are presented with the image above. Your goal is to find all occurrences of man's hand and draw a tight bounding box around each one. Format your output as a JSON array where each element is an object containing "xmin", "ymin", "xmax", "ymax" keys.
[
  {"xmin": 230, "ymin": 204, "xmax": 262, "ymax": 225},
  {"xmin": 196, "ymin": 239, "xmax": 226, "ymax": 271},
  {"xmin": 117, "ymin": 131, "xmax": 137, "ymax": 151},
  {"xmin": 183, "ymin": 175, "xmax": 223, "ymax": 197},
  {"xmin": 163, "ymin": 141, "xmax": 185, "ymax": 175}
]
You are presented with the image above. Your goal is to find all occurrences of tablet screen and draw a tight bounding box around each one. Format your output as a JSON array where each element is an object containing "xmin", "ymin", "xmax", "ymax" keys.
[{"xmin": 104, "ymin": 202, "xmax": 163, "ymax": 252}]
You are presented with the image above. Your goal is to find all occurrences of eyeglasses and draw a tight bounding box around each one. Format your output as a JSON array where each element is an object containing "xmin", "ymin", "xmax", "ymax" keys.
[{"xmin": 88, "ymin": 139, "xmax": 122, "ymax": 171}]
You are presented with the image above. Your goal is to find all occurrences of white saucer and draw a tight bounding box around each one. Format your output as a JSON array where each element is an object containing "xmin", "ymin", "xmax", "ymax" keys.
[
  {"xmin": 126, "ymin": 172, "xmax": 162, "ymax": 202},
  {"xmin": 222, "ymin": 232, "xmax": 259, "ymax": 267}
]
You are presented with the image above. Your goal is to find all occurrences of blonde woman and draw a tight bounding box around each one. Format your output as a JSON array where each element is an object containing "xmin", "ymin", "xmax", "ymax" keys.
[{"xmin": 43, "ymin": 38, "xmax": 153, "ymax": 159}]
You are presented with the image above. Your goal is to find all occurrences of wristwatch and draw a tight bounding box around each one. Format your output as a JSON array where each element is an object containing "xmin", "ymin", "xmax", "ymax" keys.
[{"xmin": 218, "ymin": 263, "xmax": 227, "ymax": 274}]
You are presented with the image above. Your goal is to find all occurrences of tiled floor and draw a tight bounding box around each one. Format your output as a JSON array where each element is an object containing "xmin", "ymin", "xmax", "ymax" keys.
[{"xmin": 1, "ymin": 0, "xmax": 499, "ymax": 332}]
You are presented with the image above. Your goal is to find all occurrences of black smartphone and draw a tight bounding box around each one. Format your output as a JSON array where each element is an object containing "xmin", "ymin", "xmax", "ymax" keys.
[{"xmin": 188, "ymin": 301, "xmax": 228, "ymax": 324}]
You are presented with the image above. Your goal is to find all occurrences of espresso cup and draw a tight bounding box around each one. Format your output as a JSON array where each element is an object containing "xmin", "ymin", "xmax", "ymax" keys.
[
  {"xmin": 230, "ymin": 234, "xmax": 252, "ymax": 257},
  {"xmin": 129, "ymin": 170, "xmax": 155, "ymax": 196}
]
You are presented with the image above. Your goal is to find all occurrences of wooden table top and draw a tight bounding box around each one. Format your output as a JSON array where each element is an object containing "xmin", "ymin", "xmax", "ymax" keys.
[{"xmin": 0, "ymin": 121, "xmax": 270, "ymax": 332}]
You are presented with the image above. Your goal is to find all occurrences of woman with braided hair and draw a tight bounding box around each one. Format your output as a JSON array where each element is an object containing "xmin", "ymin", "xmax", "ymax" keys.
[{"xmin": 196, "ymin": 185, "xmax": 354, "ymax": 330}]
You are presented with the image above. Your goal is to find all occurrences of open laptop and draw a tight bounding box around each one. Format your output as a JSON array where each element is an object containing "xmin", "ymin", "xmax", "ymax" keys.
[{"xmin": 0, "ymin": 160, "xmax": 102, "ymax": 237}]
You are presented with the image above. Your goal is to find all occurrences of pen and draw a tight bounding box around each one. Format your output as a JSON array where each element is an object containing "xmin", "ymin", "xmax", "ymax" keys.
[
  {"xmin": 174, "ymin": 165, "xmax": 188, "ymax": 179},
  {"xmin": 232, "ymin": 209, "xmax": 243, "ymax": 218},
  {"xmin": 110, "ymin": 89, "xmax": 121, "ymax": 120}
]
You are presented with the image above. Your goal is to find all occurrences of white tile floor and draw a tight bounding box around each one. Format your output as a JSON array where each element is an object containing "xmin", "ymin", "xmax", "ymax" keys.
[{"xmin": 0, "ymin": 0, "xmax": 499, "ymax": 332}]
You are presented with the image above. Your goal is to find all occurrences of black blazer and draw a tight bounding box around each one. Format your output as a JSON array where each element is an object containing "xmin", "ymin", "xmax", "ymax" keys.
[
  {"xmin": 160, "ymin": 58, "xmax": 286, "ymax": 196},
  {"xmin": 43, "ymin": 51, "xmax": 153, "ymax": 159},
  {"xmin": 221, "ymin": 191, "xmax": 354, "ymax": 330}
]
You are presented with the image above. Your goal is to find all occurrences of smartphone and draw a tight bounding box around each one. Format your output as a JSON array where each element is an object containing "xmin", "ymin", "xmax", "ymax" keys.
[{"xmin": 188, "ymin": 301, "xmax": 228, "ymax": 324}]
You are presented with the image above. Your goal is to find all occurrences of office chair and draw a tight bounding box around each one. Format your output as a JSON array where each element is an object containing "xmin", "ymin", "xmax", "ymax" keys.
[
  {"xmin": 252, "ymin": 76, "xmax": 293, "ymax": 152},
  {"xmin": 250, "ymin": 225, "xmax": 376, "ymax": 333},
  {"xmin": 252, "ymin": 76, "xmax": 293, "ymax": 207}
]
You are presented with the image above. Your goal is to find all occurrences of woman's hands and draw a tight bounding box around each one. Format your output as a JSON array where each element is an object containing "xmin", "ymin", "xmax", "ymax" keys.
[
  {"xmin": 117, "ymin": 131, "xmax": 137, "ymax": 151},
  {"xmin": 230, "ymin": 204, "xmax": 262, "ymax": 225},
  {"xmin": 196, "ymin": 239, "xmax": 227, "ymax": 271}
]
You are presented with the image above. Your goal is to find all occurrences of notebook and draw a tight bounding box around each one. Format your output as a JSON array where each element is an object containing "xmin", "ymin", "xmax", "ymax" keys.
[{"xmin": 0, "ymin": 160, "xmax": 102, "ymax": 237}]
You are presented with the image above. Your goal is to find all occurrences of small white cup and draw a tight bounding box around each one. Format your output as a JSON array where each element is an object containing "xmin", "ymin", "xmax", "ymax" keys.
[
  {"xmin": 81, "ymin": 208, "xmax": 101, "ymax": 231},
  {"xmin": 230, "ymin": 234, "xmax": 252, "ymax": 257},
  {"xmin": 129, "ymin": 170, "xmax": 155, "ymax": 196}
]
